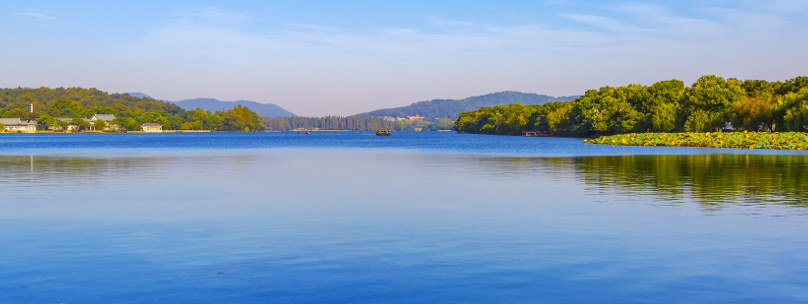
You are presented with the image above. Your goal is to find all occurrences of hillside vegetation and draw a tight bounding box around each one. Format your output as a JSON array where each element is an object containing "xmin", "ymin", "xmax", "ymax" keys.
[
  {"xmin": 455, "ymin": 75, "xmax": 808, "ymax": 136},
  {"xmin": 0, "ymin": 87, "xmax": 264, "ymax": 131}
]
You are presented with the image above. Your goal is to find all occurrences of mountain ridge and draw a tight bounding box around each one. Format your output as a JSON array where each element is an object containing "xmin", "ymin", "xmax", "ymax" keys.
[
  {"xmin": 355, "ymin": 91, "xmax": 578, "ymax": 120},
  {"xmin": 172, "ymin": 98, "xmax": 296, "ymax": 118},
  {"xmin": 125, "ymin": 93, "xmax": 296, "ymax": 118}
]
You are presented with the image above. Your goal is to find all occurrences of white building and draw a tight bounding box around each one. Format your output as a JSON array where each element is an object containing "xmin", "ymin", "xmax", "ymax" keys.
[
  {"xmin": 140, "ymin": 123, "xmax": 163, "ymax": 132},
  {"xmin": 54, "ymin": 117, "xmax": 92, "ymax": 131},
  {"xmin": 52, "ymin": 114, "xmax": 120, "ymax": 131},
  {"xmin": 0, "ymin": 118, "xmax": 37, "ymax": 133},
  {"xmin": 90, "ymin": 114, "xmax": 120, "ymax": 131}
]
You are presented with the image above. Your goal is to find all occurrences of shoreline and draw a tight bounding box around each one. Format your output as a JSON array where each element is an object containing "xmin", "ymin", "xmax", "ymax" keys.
[{"xmin": 1, "ymin": 130, "xmax": 215, "ymax": 134}]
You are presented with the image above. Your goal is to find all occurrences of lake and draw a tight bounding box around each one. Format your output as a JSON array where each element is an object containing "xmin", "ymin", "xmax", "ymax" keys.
[{"xmin": 1, "ymin": 132, "xmax": 807, "ymax": 303}]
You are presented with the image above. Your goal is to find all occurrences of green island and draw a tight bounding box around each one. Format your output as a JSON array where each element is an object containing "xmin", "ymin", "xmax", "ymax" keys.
[
  {"xmin": 454, "ymin": 75, "xmax": 808, "ymax": 149},
  {"xmin": 0, "ymin": 87, "xmax": 264, "ymax": 132}
]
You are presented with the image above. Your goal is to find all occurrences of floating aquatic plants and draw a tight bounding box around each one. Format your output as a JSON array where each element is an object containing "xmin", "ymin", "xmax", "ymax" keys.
[{"xmin": 586, "ymin": 131, "xmax": 808, "ymax": 150}]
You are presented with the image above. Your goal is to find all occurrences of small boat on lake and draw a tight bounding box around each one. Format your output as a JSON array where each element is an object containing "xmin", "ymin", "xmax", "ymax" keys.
[
  {"xmin": 522, "ymin": 131, "xmax": 552, "ymax": 137},
  {"xmin": 376, "ymin": 130, "xmax": 391, "ymax": 136}
]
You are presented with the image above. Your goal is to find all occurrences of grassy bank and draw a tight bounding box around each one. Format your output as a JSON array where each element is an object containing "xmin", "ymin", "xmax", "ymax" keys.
[{"xmin": 586, "ymin": 132, "xmax": 808, "ymax": 150}]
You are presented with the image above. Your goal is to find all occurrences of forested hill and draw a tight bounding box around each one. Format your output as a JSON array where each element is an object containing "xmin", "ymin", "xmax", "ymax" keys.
[
  {"xmin": 0, "ymin": 87, "xmax": 264, "ymax": 131},
  {"xmin": 355, "ymin": 91, "xmax": 578, "ymax": 120},
  {"xmin": 454, "ymin": 75, "xmax": 808, "ymax": 136},
  {"xmin": 172, "ymin": 98, "xmax": 295, "ymax": 118},
  {"xmin": 1, "ymin": 87, "xmax": 183, "ymax": 118}
]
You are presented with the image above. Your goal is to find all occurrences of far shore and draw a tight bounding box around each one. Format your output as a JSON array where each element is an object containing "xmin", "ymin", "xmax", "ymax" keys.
[{"xmin": 1, "ymin": 130, "xmax": 213, "ymax": 134}]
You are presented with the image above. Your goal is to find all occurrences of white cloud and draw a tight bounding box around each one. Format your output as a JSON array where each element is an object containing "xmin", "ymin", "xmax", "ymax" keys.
[
  {"xmin": 562, "ymin": 13, "xmax": 630, "ymax": 32},
  {"xmin": 16, "ymin": 11, "xmax": 57, "ymax": 20},
  {"xmin": 172, "ymin": 6, "xmax": 251, "ymax": 28}
]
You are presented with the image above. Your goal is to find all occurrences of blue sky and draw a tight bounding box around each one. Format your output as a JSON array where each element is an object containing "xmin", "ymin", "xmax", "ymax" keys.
[{"xmin": 3, "ymin": 1, "xmax": 807, "ymax": 116}]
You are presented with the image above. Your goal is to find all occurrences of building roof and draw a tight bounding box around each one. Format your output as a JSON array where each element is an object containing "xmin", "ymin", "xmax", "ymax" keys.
[
  {"xmin": 0, "ymin": 118, "xmax": 22, "ymax": 125},
  {"xmin": 0, "ymin": 118, "xmax": 36, "ymax": 125},
  {"xmin": 141, "ymin": 123, "xmax": 163, "ymax": 127},
  {"xmin": 92, "ymin": 114, "xmax": 116, "ymax": 121},
  {"xmin": 57, "ymin": 117, "xmax": 92, "ymax": 123}
]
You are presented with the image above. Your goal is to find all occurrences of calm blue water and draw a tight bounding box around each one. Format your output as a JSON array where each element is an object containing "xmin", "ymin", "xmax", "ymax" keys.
[{"xmin": 1, "ymin": 132, "xmax": 807, "ymax": 303}]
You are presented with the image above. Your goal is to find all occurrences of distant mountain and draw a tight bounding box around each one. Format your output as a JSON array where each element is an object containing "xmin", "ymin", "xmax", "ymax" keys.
[
  {"xmin": 124, "ymin": 93, "xmax": 294, "ymax": 118},
  {"xmin": 125, "ymin": 92, "xmax": 153, "ymax": 99},
  {"xmin": 171, "ymin": 98, "xmax": 295, "ymax": 118},
  {"xmin": 355, "ymin": 91, "xmax": 578, "ymax": 120}
]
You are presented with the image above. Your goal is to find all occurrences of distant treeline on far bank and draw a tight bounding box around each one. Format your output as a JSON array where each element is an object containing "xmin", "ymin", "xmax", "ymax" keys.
[
  {"xmin": 263, "ymin": 116, "xmax": 454, "ymax": 131},
  {"xmin": 0, "ymin": 87, "xmax": 265, "ymax": 132},
  {"xmin": 454, "ymin": 75, "xmax": 808, "ymax": 136}
]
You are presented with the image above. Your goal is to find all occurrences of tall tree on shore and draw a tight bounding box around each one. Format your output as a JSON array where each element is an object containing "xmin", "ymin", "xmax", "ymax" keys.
[{"xmin": 682, "ymin": 75, "xmax": 743, "ymax": 132}]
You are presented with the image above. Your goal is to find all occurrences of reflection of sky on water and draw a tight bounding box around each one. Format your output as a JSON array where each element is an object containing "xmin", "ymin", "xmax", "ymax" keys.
[
  {"xmin": 2, "ymin": 151, "xmax": 805, "ymax": 222},
  {"xmin": 2, "ymin": 149, "xmax": 808, "ymax": 303}
]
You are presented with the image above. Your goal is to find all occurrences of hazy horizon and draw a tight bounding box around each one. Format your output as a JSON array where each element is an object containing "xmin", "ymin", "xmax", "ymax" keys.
[{"xmin": 3, "ymin": 1, "xmax": 807, "ymax": 116}]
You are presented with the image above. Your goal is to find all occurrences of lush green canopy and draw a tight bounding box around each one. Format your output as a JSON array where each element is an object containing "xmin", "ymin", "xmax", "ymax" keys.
[{"xmin": 455, "ymin": 75, "xmax": 808, "ymax": 136}]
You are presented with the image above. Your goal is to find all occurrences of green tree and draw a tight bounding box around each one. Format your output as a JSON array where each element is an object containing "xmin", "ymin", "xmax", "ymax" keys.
[
  {"xmin": 49, "ymin": 98, "xmax": 86, "ymax": 118},
  {"xmin": 780, "ymin": 88, "xmax": 808, "ymax": 131},
  {"xmin": 114, "ymin": 117, "xmax": 140, "ymax": 131},
  {"xmin": 774, "ymin": 76, "xmax": 808, "ymax": 95},
  {"xmin": 216, "ymin": 105, "xmax": 264, "ymax": 131},
  {"xmin": 56, "ymin": 120, "xmax": 69, "ymax": 131},
  {"xmin": 93, "ymin": 119, "xmax": 107, "ymax": 131},
  {"xmin": 545, "ymin": 102, "xmax": 574, "ymax": 134},
  {"xmin": 570, "ymin": 86, "xmax": 642, "ymax": 136},
  {"xmin": 731, "ymin": 95, "xmax": 777, "ymax": 131},
  {"xmin": 644, "ymin": 79, "xmax": 684, "ymax": 132},
  {"xmin": 682, "ymin": 75, "xmax": 743, "ymax": 132},
  {"xmin": 70, "ymin": 118, "xmax": 91, "ymax": 131},
  {"xmin": 37, "ymin": 113, "xmax": 56, "ymax": 130}
]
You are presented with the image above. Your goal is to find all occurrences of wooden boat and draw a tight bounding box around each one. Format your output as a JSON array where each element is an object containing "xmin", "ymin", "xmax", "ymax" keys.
[
  {"xmin": 522, "ymin": 131, "xmax": 552, "ymax": 137},
  {"xmin": 375, "ymin": 130, "xmax": 391, "ymax": 136}
]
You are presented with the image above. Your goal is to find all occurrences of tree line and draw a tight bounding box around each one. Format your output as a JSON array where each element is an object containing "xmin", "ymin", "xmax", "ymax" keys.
[
  {"xmin": 454, "ymin": 75, "xmax": 808, "ymax": 136},
  {"xmin": 264, "ymin": 116, "xmax": 454, "ymax": 131},
  {"xmin": 0, "ymin": 87, "xmax": 264, "ymax": 131}
]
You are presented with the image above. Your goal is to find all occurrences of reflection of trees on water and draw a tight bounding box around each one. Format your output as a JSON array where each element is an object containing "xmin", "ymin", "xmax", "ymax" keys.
[
  {"xmin": 0, "ymin": 156, "xmax": 167, "ymax": 189},
  {"xmin": 573, "ymin": 155, "xmax": 807, "ymax": 209},
  {"xmin": 472, "ymin": 154, "xmax": 807, "ymax": 211},
  {"xmin": 2, "ymin": 153, "xmax": 805, "ymax": 211}
]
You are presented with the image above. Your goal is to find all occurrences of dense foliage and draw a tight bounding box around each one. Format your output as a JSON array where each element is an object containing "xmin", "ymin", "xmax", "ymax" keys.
[
  {"xmin": 264, "ymin": 116, "xmax": 454, "ymax": 131},
  {"xmin": 586, "ymin": 132, "xmax": 808, "ymax": 150},
  {"xmin": 357, "ymin": 91, "xmax": 577, "ymax": 120},
  {"xmin": 0, "ymin": 87, "xmax": 264, "ymax": 132},
  {"xmin": 455, "ymin": 75, "xmax": 808, "ymax": 136}
]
